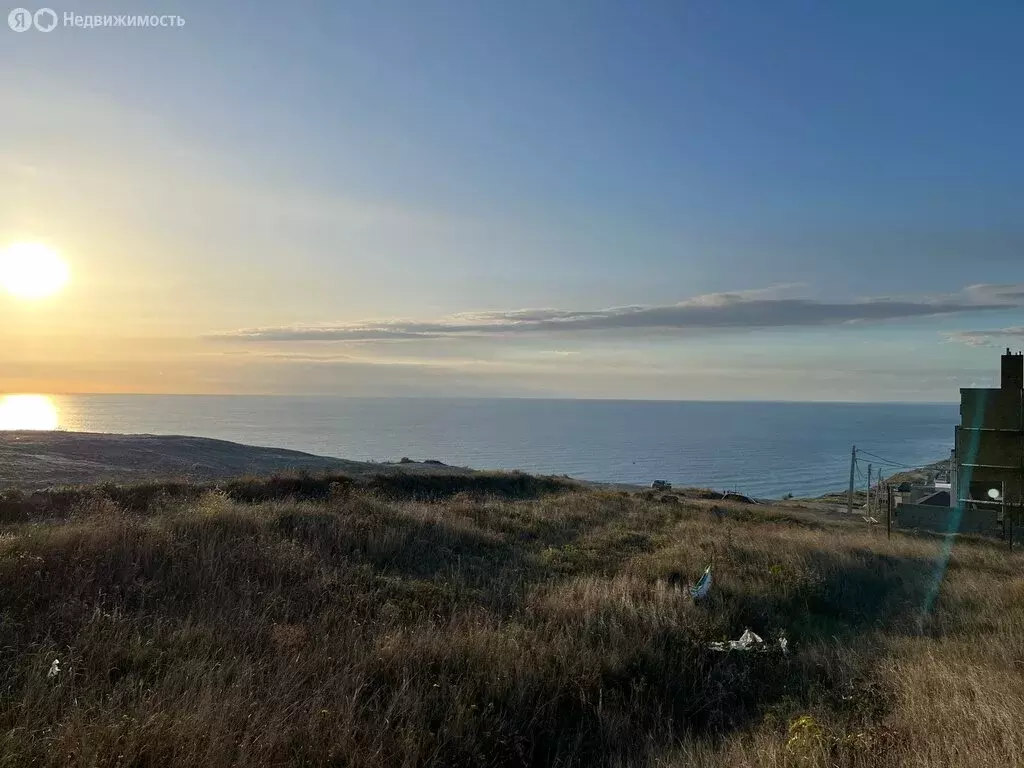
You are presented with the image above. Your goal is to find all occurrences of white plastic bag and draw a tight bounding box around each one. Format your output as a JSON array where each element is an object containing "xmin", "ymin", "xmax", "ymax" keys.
[
  {"xmin": 690, "ymin": 565, "xmax": 712, "ymax": 599},
  {"xmin": 709, "ymin": 629, "xmax": 789, "ymax": 653}
]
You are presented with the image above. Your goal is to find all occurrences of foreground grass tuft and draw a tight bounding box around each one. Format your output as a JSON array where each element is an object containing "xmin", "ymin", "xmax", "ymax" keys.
[{"xmin": 0, "ymin": 480, "xmax": 1020, "ymax": 767}]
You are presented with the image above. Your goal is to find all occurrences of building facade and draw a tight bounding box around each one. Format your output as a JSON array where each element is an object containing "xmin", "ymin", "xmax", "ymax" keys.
[{"xmin": 954, "ymin": 349, "xmax": 1024, "ymax": 520}]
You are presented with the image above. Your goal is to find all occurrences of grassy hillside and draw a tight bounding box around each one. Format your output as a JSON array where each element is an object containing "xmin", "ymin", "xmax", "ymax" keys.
[
  {"xmin": 0, "ymin": 431, "xmax": 480, "ymax": 490},
  {"xmin": 0, "ymin": 473, "xmax": 1020, "ymax": 767}
]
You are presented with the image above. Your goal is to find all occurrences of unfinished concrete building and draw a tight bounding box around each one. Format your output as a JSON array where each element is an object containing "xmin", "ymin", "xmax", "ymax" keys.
[{"xmin": 954, "ymin": 349, "xmax": 1024, "ymax": 521}]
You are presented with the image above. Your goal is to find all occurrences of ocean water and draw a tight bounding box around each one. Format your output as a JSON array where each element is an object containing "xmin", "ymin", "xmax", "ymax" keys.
[{"xmin": 6, "ymin": 395, "xmax": 958, "ymax": 498}]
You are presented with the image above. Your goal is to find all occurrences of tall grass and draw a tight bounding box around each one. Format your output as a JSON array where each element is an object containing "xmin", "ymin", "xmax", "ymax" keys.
[{"xmin": 0, "ymin": 479, "xmax": 1019, "ymax": 766}]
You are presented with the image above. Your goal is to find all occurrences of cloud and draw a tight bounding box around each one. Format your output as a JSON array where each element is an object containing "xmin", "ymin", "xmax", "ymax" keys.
[
  {"xmin": 215, "ymin": 328, "xmax": 444, "ymax": 342},
  {"xmin": 963, "ymin": 284, "xmax": 1024, "ymax": 305},
  {"xmin": 207, "ymin": 283, "xmax": 1024, "ymax": 343},
  {"xmin": 947, "ymin": 327, "xmax": 1024, "ymax": 348}
]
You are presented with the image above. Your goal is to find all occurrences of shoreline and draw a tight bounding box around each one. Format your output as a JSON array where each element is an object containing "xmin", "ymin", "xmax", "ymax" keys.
[
  {"xmin": 1, "ymin": 430, "xmax": 945, "ymax": 501},
  {"xmin": 0, "ymin": 431, "xmax": 478, "ymax": 491}
]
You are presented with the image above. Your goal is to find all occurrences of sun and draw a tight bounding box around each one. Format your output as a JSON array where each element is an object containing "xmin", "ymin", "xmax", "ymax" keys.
[
  {"xmin": 0, "ymin": 395, "xmax": 59, "ymax": 431},
  {"xmin": 0, "ymin": 243, "xmax": 70, "ymax": 299}
]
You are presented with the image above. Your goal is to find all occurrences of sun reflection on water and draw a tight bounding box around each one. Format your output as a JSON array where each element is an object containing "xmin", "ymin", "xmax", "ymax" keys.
[{"xmin": 0, "ymin": 394, "xmax": 60, "ymax": 431}]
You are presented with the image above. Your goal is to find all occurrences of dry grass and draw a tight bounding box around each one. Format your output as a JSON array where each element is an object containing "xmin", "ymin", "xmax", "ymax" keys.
[{"xmin": 0, "ymin": 479, "xmax": 1020, "ymax": 767}]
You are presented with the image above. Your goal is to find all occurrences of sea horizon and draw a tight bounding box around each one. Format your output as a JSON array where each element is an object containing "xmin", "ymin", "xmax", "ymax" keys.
[
  {"xmin": 0, "ymin": 394, "xmax": 957, "ymax": 498},
  {"xmin": 6, "ymin": 391, "xmax": 963, "ymax": 406}
]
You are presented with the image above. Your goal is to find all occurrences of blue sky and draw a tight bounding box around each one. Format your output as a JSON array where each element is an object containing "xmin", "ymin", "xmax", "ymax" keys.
[{"xmin": 1, "ymin": 0, "xmax": 1023, "ymax": 399}]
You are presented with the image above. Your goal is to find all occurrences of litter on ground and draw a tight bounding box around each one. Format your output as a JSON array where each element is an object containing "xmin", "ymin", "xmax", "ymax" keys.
[
  {"xmin": 709, "ymin": 629, "xmax": 789, "ymax": 653},
  {"xmin": 689, "ymin": 565, "xmax": 712, "ymax": 599}
]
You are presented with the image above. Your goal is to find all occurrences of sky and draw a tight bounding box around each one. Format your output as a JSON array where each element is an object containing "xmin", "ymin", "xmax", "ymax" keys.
[{"xmin": 1, "ymin": 0, "xmax": 1023, "ymax": 401}]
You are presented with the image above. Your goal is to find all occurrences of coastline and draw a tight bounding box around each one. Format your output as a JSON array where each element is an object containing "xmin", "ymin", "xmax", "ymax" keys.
[
  {"xmin": 2, "ymin": 431, "xmax": 947, "ymax": 504},
  {"xmin": 0, "ymin": 431, "xmax": 476, "ymax": 490}
]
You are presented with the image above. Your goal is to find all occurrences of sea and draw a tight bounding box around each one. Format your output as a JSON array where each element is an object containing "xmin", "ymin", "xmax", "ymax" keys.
[{"xmin": 3, "ymin": 395, "xmax": 958, "ymax": 499}]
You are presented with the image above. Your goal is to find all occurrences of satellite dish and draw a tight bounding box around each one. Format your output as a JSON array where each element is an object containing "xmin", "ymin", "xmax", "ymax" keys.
[{"xmin": 987, "ymin": 487, "xmax": 1001, "ymax": 500}]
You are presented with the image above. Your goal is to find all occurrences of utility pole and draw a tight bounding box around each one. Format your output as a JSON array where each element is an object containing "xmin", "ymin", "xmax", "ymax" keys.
[
  {"xmin": 847, "ymin": 445, "xmax": 856, "ymax": 515},
  {"xmin": 886, "ymin": 479, "xmax": 892, "ymax": 539},
  {"xmin": 878, "ymin": 473, "xmax": 884, "ymax": 522},
  {"xmin": 867, "ymin": 464, "xmax": 873, "ymax": 515}
]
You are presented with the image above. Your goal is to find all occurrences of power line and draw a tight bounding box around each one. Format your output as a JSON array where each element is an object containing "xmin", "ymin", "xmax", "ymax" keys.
[
  {"xmin": 857, "ymin": 451, "xmax": 912, "ymax": 468},
  {"xmin": 856, "ymin": 448, "xmax": 913, "ymax": 466},
  {"xmin": 865, "ymin": 460, "xmax": 911, "ymax": 471},
  {"xmin": 856, "ymin": 449, "xmax": 916, "ymax": 469}
]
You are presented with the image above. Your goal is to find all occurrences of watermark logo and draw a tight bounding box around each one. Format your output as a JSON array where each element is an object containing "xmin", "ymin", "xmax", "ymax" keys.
[
  {"xmin": 9, "ymin": 7, "xmax": 32, "ymax": 31},
  {"xmin": 33, "ymin": 7, "xmax": 56, "ymax": 30},
  {"xmin": 8, "ymin": 7, "xmax": 56, "ymax": 30},
  {"xmin": 8, "ymin": 8, "xmax": 184, "ymax": 31}
]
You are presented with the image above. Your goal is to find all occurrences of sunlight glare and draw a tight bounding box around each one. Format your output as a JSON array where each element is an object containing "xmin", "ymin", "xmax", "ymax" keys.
[
  {"xmin": 0, "ymin": 395, "xmax": 60, "ymax": 431},
  {"xmin": 0, "ymin": 243, "xmax": 70, "ymax": 299}
]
